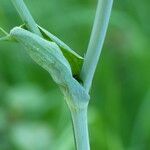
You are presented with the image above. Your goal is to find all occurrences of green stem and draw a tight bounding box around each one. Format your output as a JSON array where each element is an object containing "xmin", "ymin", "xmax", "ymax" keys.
[
  {"xmin": 0, "ymin": 27, "xmax": 9, "ymax": 36},
  {"xmin": 71, "ymin": 108, "xmax": 90, "ymax": 150},
  {"xmin": 11, "ymin": 0, "xmax": 42, "ymax": 36},
  {"xmin": 80, "ymin": 0, "xmax": 113, "ymax": 92}
]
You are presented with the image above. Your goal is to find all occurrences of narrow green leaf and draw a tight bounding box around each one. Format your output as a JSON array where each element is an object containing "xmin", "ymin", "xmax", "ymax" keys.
[
  {"xmin": 10, "ymin": 27, "xmax": 90, "ymax": 109},
  {"xmin": 20, "ymin": 24, "xmax": 83, "ymax": 78},
  {"xmin": 10, "ymin": 27, "xmax": 72, "ymax": 85},
  {"xmin": 38, "ymin": 26, "xmax": 84, "ymax": 77}
]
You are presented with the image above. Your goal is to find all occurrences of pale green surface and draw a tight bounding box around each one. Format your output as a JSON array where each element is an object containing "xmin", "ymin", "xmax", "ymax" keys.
[
  {"xmin": 6, "ymin": 1, "xmax": 90, "ymax": 149},
  {"xmin": 0, "ymin": 0, "xmax": 150, "ymax": 150},
  {"xmin": 10, "ymin": 27, "xmax": 89, "ymax": 110},
  {"xmin": 81, "ymin": 0, "xmax": 113, "ymax": 92},
  {"xmin": 9, "ymin": 26, "xmax": 90, "ymax": 150},
  {"xmin": 38, "ymin": 25, "xmax": 84, "ymax": 77},
  {"xmin": 11, "ymin": 0, "xmax": 42, "ymax": 36},
  {"xmin": 71, "ymin": 108, "xmax": 90, "ymax": 150}
]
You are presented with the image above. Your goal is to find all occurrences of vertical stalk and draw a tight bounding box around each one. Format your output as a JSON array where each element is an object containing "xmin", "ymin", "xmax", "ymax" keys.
[
  {"xmin": 10, "ymin": 1, "xmax": 114, "ymax": 150},
  {"xmin": 80, "ymin": 0, "xmax": 113, "ymax": 92},
  {"xmin": 71, "ymin": 108, "xmax": 90, "ymax": 150},
  {"xmin": 11, "ymin": 0, "xmax": 42, "ymax": 36}
]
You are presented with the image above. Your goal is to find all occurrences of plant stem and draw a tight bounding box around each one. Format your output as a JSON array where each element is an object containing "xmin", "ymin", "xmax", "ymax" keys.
[
  {"xmin": 0, "ymin": 27, "xmax": 9, "ymax": 36},
  {"xmin": 11, "ymin": 0, "xmax": 42, "ymax": 36},
  {"xmin": 10, "ymin": 1, "xmax": 114, "ymax": 150},
  {"xmin": 71, "ymin": 107, "xmax": 90, "ymax": 150},
  {"xmin": 80, "ymin": 0, "xmax": 113, "ymax": 92}
]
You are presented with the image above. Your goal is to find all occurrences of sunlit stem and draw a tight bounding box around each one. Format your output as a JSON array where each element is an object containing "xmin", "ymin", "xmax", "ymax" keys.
[
  {"xmin": 80, "ymin": 0, "xmax": 113, "ymax": 92},
  {"xmin": 71, "ymin": 108, "xmax": 90, "ymax": 150},
  {"xmin": 11, "ymin": 0, "xmax": 42, "ymax": 37}
]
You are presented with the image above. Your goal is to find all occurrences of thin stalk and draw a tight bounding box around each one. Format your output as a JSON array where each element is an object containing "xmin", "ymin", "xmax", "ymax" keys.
[
  {"xmin": 0, "ymin": 27, "xmax": 9, "ymax": 36},
  {"xmin": 71, "ymin": 108, "xmax": 90, "ymax": 150},
  {"xmin": 10, "ymin": 1, "xmax": 114, "ymax": 150},
  {"xmin": 11, "ymin": 0, "xmax": 42, "ymax": 36},
  {"xmin": 0, "ymin": 27, "xmax": 10, "ymax": 41},
  {"xmin": 80, "ymin": 0, "xmax": 113, "ymax": 92}
]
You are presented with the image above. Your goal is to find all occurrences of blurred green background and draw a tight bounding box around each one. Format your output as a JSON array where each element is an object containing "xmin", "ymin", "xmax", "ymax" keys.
[{"xmin": 0, "ymin": 0, "xmax": 150, "ymax": 150}]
